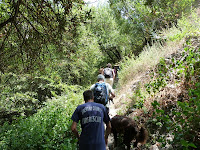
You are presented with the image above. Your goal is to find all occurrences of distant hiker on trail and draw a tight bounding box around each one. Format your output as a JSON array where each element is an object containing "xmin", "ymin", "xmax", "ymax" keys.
[
  {"xmin": 103, "ymin": 63, "xmax": 115, "ymax": 87},
  {"xmin": 90, "ymin": 74, "xmax": 115, "ymax": 106},
  {"xmin": 113, "ymin": 64, "xmax": 120, "ymax": 81},
  {"xmin": 90, "ymin": 74, "xmax": 115, "ymax": 107},
  {"xmin": 71, "ymin": 90, "xmax": 111, "ymax": 150}
]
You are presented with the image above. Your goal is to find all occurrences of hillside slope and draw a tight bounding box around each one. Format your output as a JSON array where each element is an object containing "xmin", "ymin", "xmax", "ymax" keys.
[{"xmin": 107, "ymin": 8, "xmax": 200, "ymax": 150}]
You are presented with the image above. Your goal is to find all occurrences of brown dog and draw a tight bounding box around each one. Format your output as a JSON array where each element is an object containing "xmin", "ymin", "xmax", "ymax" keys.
[{"xmin": 111, "ymin": 115, "xmax": 148, "ymax": 150}]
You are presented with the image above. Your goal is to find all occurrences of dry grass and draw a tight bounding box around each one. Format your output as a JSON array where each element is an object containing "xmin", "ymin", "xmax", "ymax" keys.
[
  {"xmin": 112, "ymin": 8, "xmax": 200, "ymax": 117},
  {"xmin": 118, "ymin": 40, "xmax": 184, "ymax": 87},
  {"xmin": 118, "ymin": 8, "xmax": 200, "ymax": 88},
  {"xmin": 113, "ymin": 39, "xmax": 185, "ymax": 116}
]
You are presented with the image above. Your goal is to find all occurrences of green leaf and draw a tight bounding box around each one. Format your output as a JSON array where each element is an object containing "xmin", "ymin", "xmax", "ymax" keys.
[
  {"xmin": 188, "ymin": 143, "xmax": 197, "ymax": 148},
  {"xmin": 180, "ymin": 139, "xmax": 188, "ymax": 147}
]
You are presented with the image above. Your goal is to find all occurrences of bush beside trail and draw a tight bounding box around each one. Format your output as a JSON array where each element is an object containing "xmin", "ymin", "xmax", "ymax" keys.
[
  {"xmin": 0, "ymin": 73, "xmax": 82, "ymax": 124},
  {"xmin": 0, "ymin": 90, "xmax": 83, "ymax": 150}
]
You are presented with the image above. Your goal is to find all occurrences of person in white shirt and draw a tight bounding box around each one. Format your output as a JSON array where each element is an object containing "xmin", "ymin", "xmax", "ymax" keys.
[{"xmin": 103, "ymin": 63, "xmax": 115, "ymax": 87}]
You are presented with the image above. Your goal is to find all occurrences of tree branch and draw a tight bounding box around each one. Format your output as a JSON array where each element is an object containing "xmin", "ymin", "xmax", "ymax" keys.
[
  {"xmin": 19, "ymin": 11, "xmax": 41, "ymax": 35},
  {"xmin": 0, "ymin": 25, "xmax": 12, "ymax": 54},
  {"xmin": 0, "ymin": 0, "xmax": 22, "ymax": 30}
]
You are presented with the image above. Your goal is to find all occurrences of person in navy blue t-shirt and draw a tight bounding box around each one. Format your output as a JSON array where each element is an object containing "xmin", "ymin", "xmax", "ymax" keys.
[{"xmin": 71, "ymin": 90, "xmax": 111, "ymax": 150}]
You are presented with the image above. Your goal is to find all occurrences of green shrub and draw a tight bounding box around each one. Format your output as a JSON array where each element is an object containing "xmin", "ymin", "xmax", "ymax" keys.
[
  {"xmin": 0, "ymin": 88, "xmax": 83, "ymax": 150},
  {"xmin": 148, "ymin": 43, "xmax": 200, "ymax": 149},
  {"xmin": 0, "ymin": 73, "xmax": 79, "ymax": 124}
]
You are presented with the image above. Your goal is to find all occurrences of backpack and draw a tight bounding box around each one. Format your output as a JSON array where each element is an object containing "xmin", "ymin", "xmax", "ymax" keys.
[
  {"xmin": 93, "ymin": 82, "xmax": 108, "ymax": 105},
  {"xmin": 104, "ymin": 68, "xmax": 113, "ymax": 78}
]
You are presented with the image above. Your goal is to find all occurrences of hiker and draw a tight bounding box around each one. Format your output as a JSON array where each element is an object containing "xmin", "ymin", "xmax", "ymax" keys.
[
  {"xmin": 103, "ymin": 63, "xmax": 115, "ymax": 87},
  {"xmin": 113, "ymin": 65, "xmax": 120, "ymax": 79},
  {"xmin": 90, "ymin": 74, "xmax": 115, "ymax": 107},
  {"xmin": 71, "ymin": 90, "xmax": 111, "ymax": 150},
  {"xmin": 99, "ymin": 67, "xmax": 104, "ymax": 75}
]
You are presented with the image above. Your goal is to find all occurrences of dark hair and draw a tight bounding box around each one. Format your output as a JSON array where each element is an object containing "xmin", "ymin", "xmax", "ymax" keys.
[{"xmin": 83, "ymin": 90, "xmax": 94, "ymax": 102}]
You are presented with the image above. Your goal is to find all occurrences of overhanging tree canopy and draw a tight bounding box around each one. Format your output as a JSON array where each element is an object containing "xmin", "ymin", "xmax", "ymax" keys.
[{"xmin": 0, "ymin": 0, "xmax": 91, "ymax": 73}]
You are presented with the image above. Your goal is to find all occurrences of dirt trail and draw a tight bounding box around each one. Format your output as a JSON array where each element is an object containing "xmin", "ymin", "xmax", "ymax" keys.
[{"xmin": 106, "ymin": 75, "xmax": 146, "ymax": 150}]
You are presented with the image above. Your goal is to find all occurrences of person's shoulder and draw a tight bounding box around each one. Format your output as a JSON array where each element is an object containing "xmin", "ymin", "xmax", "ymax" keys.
[
  {"xmin": 93, "ymin": 102, "xmax": 105, "ymax": 108},
  {"xmin": 77, "ymin": 102, "xmax": 89, "ymax": 108},
  {"xmin": 77, "ymin": 103, "xmax": 92, "ymax": 111},
  {"xmin": 105, "ymin": 82, "xmax": 112, "ymax": 88},
  {"xmin": 73, "ymin": 104, "xmax": 83, "ymax": 113},
  {"xmin": 76, "ymin": 104, "xmax": 83, "ymax": 109}
]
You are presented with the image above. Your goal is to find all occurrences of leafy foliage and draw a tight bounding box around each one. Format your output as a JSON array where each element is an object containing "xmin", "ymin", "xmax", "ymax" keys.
[
  {"xmin": 0, "ymin": 0, "xmax": 199, "ymax": 149},
  {"xmin": 0, "ymin": 72, "xmax": 83, "ymax": 124},
  {"xmin": 147, "ymin": 42, "xmax": 200, "ymax": 149},
  {"xmin": 0, "ymin": 0, "xmax": 91, "ymax": 74},
  {"xmin": 89, "ymin": 6, "xmax": 132, "ymax": 63},
  {"xmin": 55, "ymin": 24, "xmax": 103, "ymax": 85},
  {"xmin": 109, "ymin": 0, "xmax": 195, "ymax": 55},
  {"xmin": 0, "ymin": 92, "xmax": 83, "ymax": 150}
]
